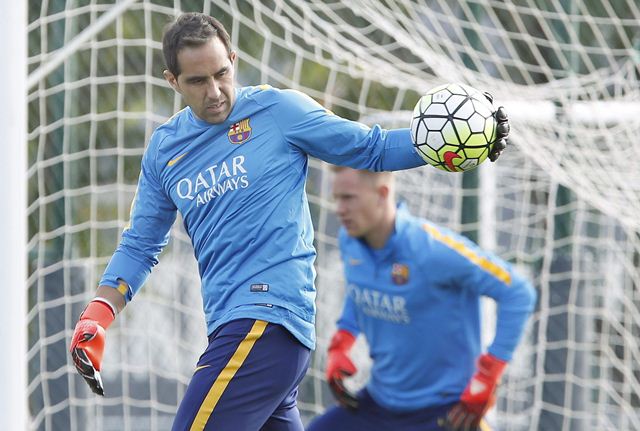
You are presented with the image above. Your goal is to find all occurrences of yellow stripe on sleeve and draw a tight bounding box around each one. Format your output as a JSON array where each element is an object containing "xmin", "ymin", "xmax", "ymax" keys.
[
  {"xmin": 422, "ymin": 223, "xmax": 511, "ymax": 285},
  {"xmin": 189, "ymin": 320, "xmax": 269, "ymax": 431},
  {"xmin": 117, "ymin": 280, "xmax": 129, "ymax": 296}
]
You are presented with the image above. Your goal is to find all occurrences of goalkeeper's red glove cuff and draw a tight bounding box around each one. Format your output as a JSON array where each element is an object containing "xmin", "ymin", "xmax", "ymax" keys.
[
  {"xmin": 80, "ymin": 299, "xmax": 116, "ymax": 329},
  {"xmin": 475, "ymin": 353, "xmax": 507, "ymax": 383},
  {"xmin": 326, "ymin": 330, "xmax": 357, "ymax": 380},
  {"xmin": 328, "ymin": 329, "xmax": 356, "ymax": 353},
  {"xmin": 460, "ymin": 353, "xmax": 507, "ymax": 408}
]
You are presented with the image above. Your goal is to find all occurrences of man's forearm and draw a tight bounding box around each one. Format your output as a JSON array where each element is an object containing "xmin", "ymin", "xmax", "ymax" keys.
[{"xmin": 95, "ymin": 285, "xmax": 127, "ymax": 313}]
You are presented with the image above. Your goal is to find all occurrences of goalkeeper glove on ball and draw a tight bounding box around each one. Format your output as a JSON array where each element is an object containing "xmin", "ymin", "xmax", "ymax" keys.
[
  {"xmin": 483, "ymin": 91, "xmax": 510, "ymax": 162},
  {"xmin": 326, "ymin": 329, "xmax": 359, "ymax": 410},
  {"xmin": 70, "ymin": 299, "xmax": 116, "ymax": 396},
  {"xmin": 443, "ymin": 353, "xmax": 507, "ymax": 430}
]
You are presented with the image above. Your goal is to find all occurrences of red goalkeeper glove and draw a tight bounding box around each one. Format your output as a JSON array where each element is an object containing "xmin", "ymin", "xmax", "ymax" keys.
[
  {"xmin": 70, "ymin": 299, "xmax": 116, "ymax": 396},
  {"xmin": 326, "ymin": 329, "xmax": 359, "ymax": 410},
  {"xmin": 443, "ymin": 353, "xmax": 507, "ymax": 430}
]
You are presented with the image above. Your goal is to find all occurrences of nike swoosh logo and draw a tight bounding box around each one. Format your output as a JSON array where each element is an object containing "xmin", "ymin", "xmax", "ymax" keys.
[
  {"xmin": 349, "ymin": 258, "xmax": 362, "ymax": 266},
  {"xmin": 167, "ymin": 152, "xmax": 189, "ymax": 167}
]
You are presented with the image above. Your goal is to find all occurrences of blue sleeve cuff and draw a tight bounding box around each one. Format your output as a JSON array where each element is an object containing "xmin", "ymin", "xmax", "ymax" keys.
[
  {"xmin": 99, "ymin": 250, "xmax": 152, "ymax": 302},
  {"xmin": 380, "ymin": 128, "xmax": 426, "ymax": 171}
]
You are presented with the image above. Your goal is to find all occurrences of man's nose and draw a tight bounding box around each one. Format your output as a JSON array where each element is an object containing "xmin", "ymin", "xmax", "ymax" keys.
[{"xmin": 206, "ymin": 78, "xmax": 221, "ymax": 99}]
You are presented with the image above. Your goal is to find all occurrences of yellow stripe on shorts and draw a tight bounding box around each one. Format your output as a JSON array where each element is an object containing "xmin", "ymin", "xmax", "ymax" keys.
[{"xmin": 189, "ymin": 320, "xmax": 269, "ymax": 431}]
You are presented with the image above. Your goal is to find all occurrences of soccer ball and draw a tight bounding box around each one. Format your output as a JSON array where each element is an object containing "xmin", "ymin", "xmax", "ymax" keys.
[{"xmin": 410, "ymin": 83, "xmax": 497, "ymax": 172}]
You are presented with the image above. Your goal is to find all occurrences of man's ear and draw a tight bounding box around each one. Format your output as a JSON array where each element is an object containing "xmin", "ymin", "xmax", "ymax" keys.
[
  {"xmin": 229, "ymin": 50, "xmax": 238, "ymax": 78},
  {"xmin": 163, "ymin": 70, "xmax": 179, "ymax": 92},
  {"xmin": 378, "ymin": 184, "xmax": 390, "ymax": 202}
]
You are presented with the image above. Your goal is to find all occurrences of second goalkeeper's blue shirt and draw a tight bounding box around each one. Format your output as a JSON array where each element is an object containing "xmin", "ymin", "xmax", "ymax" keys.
[
  {"xmin": 99, "ymin": 85, "xmax": 425, "ymax": 350},
  {"xmin": 336, "ymin": 205, "xmax": 536, "ymax": 411}
]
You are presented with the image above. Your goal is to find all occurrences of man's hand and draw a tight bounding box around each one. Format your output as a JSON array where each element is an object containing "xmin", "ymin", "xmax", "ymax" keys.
[
  {"xmin": 69, "ymin": 299, "xmax": 116, "ymax": 396},
  {"xmin": 326, "ymin": 329, "xmax": 359, "ymax": 410},
  {"xmin": 443, "ymin": 353, "xmax": 507, "ymax": 430},
  {"xmin": 483, "ymin": 92, "xmax": 510, "ymax": 162}
]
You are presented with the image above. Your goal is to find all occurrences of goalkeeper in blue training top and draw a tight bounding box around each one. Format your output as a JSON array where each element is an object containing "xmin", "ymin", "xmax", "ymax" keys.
[
  {"xmin": 307, "ymin": 167, "xmax": 536, "ymax": 431},
  {"xmin": 69, "ymin": 12, "xmax": 510, "ymax": 431}
]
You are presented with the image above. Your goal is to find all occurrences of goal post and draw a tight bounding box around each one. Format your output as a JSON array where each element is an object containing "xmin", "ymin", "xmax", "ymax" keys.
[
  {"xmin": 1, "ymin": 1, "xmax": 28, "ymax": 430},
  {"xmin": 22, "ymin": 1, "xmax": 640, "ymax": 430}
]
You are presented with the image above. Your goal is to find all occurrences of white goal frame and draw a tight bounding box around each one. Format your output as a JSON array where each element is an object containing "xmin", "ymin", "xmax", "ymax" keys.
[{"xmin": 1, "ymin": 1, "xmax": 27, "ymax": 430}]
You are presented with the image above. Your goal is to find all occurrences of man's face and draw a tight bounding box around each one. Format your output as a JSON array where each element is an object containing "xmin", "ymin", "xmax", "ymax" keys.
[
  {"xmin": 164, "ymin": 37, "xmax": 236, "ymax": 124},
  {"xmin": 332, "ymin": 169, "xmax": 385, "ymax": 239}
]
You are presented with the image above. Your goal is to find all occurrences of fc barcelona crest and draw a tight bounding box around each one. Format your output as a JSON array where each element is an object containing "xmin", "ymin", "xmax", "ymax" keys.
[
  {"xmin": 228, "ymin": 118, "xmax": 252, "ymax": 144},
  {"xmin": 391, "ymin": 263, "xmax": 409, "ymax": 285}
]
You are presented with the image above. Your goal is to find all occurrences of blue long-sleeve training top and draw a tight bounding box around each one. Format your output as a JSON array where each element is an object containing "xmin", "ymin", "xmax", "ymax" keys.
[
  {"xmin": 99, "ymin": 85, "xmax": 425, "ymax": 349},
  {"xmin": 337, "ymin": 205, "xmax": 536, "ymax": 410}
]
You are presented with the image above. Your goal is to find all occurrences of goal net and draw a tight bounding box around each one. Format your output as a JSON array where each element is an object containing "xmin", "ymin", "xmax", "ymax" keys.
[{"xmin": 25, "ymin": 0, "xmax": 640, "ymax": 430}]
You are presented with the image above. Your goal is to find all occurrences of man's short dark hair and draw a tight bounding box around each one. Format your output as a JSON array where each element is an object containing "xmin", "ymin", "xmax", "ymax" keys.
[{"xmin": 162, "ymin": 13, "xmax": 232, "ymax": 77}]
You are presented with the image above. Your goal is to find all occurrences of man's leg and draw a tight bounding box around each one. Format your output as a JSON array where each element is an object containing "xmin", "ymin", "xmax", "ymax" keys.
[
  {"xmin": 307, "ymin": 390, "xmax": 458, "ymax": 431},
  {"xmin": 172, "ymin": 319, "xmax": 310, "ymax": 431},
  {"xmin": 260, "ymin": 388, "xmax": 304, "ymax": 431},
  {"xmin": 306, "ymin": 390, "xmax": 392, "ymax": 431}
]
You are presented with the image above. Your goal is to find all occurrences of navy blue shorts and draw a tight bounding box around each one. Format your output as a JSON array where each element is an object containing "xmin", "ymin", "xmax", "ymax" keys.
[
  {"xmin": 172, "ymin": 319, "xmax": 311, "ymax": 431},
  {"xmin": 306, "ymin": 389, "xmax": 490, "ymax": 431}
]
